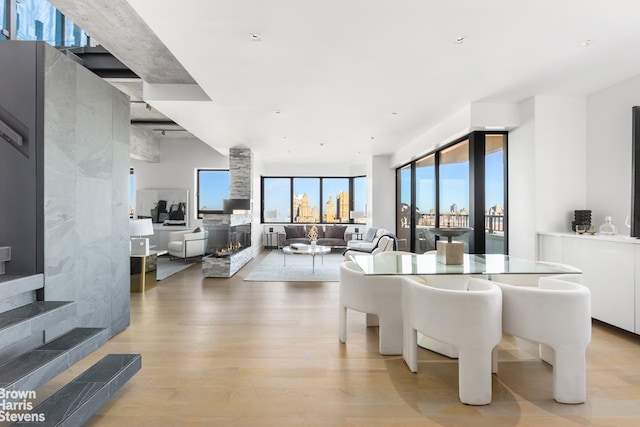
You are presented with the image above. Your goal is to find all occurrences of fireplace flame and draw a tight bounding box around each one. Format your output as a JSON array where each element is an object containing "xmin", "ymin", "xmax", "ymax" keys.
[{"xmin": 214, "ymin": 242, "xmax": 243, "ymax": 257}]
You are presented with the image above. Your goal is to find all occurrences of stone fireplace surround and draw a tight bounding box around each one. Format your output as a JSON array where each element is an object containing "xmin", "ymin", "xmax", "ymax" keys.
[
  {"xmin": 202, "ymin": 148, "xmax": 254, "ymax": 278},
  {"xmin": 202, "ymin": 213, "xmax": 253, "ymax": 277}
]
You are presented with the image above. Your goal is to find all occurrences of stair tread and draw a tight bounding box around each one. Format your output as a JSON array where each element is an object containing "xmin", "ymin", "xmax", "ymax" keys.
[
  {"xmin": 0, "ymin": 301, "xmax": 73, "ymax": 330},
  {"xmin": 0, "ymin": 328, "xmax": 106, "ymax": 387},
  {"xmin": 17, "ymin": 354, "xmax": 141, "ymax": 425},
  {"xmin": 0, "ymin": 274, "xmax": 44, "ymax": 300}
]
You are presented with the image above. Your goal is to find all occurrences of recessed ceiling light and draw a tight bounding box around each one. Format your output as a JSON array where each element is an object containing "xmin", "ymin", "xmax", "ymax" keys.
[
  {"xmin": 455, "ymin": 36, "xmax": 465, "ymax": 44},
  {"xmin": 274, "ymin": 110, "xmax": 280, "ymax": 114},
  {"xmin": 250, "ymin": 33, "xmax": 262, "ymax": 41},
  {"xmin": 392, "ymin": 111, "xmax": 399, "ymax": 115},
  {"xmin": 370, "ymin": 136, "xmax": 375, "ymax": 140},
  {"xmin": 581, "ymin": 39, "xmax": 592, "ymax": 47}
]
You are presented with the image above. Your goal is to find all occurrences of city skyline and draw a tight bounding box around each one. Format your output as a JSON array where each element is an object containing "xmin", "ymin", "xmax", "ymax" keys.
[{"xmin": 263, "ymin": 177, "xmax": 366, "ymax": 223}]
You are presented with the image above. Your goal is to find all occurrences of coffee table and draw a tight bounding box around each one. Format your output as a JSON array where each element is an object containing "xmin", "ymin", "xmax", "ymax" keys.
[{"xmin": 282, "ymin": 244, "xmax": 331, "ymax": 273}]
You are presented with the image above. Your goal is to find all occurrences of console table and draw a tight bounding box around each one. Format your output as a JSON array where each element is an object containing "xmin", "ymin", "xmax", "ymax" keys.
[{"xmin": 130, "ymin": 250, "xmax": 166, "ymax": 293}]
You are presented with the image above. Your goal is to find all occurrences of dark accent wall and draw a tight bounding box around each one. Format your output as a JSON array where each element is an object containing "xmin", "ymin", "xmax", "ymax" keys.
[{"xmin": 0, "ymin": 42, "xmax": 44, "ymax": 275}]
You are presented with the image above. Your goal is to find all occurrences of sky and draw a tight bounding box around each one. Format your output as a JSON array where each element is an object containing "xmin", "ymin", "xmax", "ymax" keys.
[
  {"xmin": 404, "ymin": 150, "xmax": 504, "ymax": 213},
  {"xmin": 199, "ymin": 171, "xmax": 230, "ymax": 210}
]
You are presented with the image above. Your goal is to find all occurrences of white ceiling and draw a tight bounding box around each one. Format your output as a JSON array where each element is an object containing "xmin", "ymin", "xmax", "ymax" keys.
[{"xmin": 123, "ymin": 0, "xmax": 640, "ymax": 166}]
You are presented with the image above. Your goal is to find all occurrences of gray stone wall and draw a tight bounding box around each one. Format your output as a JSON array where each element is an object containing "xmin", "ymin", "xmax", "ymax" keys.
[
  {"xmin": 229, "ymin": 148, "xmax": 252, "ymax": 199},
  {"xmin": 42, "ymin": 45, "xmax": 130, "ymax": 336},
  {"xmin": 130, "ymin": 125, "xmax": 160, "ymax": 162}
]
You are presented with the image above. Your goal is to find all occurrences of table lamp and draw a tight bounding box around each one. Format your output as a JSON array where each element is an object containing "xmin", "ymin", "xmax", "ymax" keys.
[{"xmin": 130, "ymin": 218, "xmax": 154, "ymax": 255}]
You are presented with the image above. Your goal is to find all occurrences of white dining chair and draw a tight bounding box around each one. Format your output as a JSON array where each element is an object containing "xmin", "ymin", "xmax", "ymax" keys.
[
  {"xmin": 491, "ymin": 275, "xmax": 592, "ymax": 404},
  {"xmin": 339, "ymin": 260, "xmax": 414, "ymax": 355},
  {"xmin": 402, "ymin": 276, "xmax": 502, "ymax": 405}
]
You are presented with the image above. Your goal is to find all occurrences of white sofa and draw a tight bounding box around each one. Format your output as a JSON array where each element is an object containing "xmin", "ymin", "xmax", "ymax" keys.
[
  {"xmin": 167, "ymin": 229, "xmax": 208, "ymax": 261},
  {"xmin": 343, "ymin": 228, "xmax": 396, "ymax": 258}
]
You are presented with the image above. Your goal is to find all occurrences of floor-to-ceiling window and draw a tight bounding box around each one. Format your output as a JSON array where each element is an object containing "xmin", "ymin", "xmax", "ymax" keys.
[
  {"xmin": 396, "ymin": 164, "xmax": 412, "ymax": 251},
  {"xmin": 352, "ymin": 176, "xmax": 367, "ymax": 225},
  {"xmin": 439, "ymin": 139, "xmax": 471, "ymax": 250},
  {"xmin": 415, "ymin": 154, "xmax": 436, "ymax": 253},
  {"xmin": 485, "ymin": 134, "xmax": 507, "ymax": 254},
  {"xmin": 397, "ymin": 131, "xmax": 508, "ymax": 253}
]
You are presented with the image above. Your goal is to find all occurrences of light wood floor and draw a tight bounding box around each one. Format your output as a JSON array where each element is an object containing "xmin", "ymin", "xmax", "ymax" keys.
[{"xmin": 38, "ymin": 250, "xmax": 640, "ymax": 426}]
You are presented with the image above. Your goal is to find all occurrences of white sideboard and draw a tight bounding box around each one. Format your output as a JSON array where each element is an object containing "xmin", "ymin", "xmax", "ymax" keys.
[{"xmin": 538, "ymin": 232, "xmax": 640, "ymax": 334}]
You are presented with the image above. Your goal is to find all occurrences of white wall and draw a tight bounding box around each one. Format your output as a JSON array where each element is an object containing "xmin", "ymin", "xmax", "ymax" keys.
[
  {"xmin": 508, "ymin": 96, "xmax": 588, "ymax": 259},
  {"xmin": 130, "ymin": 137, "xmax": 228, "ymax": 228},
  {"xmin": 508, "ymin": 97, "xmax": 536, "ymax": 259},
  {"xmin": 368, "ymin": 155, "xmax": 396, "ymax": 231},
  {"xmin": 587, "ymin": 75, "xmax": 640, "ymax": 230},
  {"xmin": 534, "ymin": 96, "xmax": 588, "ymax": 233}
]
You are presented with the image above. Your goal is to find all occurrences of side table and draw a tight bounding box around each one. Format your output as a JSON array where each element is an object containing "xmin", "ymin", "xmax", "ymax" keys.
[
  {"xmin": 264, "ymin": 231, "xmax": 280, "ymax": 249},
  {"xmin": 130, "ymin": 250, "xmax": 166, "ymax": 293}
]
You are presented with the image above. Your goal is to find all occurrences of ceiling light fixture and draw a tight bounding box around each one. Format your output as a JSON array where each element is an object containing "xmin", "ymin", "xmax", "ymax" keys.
[
  {"xmin": 582, "ymin": 39, "xmax": 593, "ymax": 47},
  {"xmin": 274, "ymin": 110, "xmax": 280, "ymax": 114},
  {"xmin": 455, "ymin": 36, "xmax": 465, "ymax": 44},
  {"xmin": 392, "ymin": 111, "xmax": 399, "ymax": 115},
  {"xmin": 250, "ymin": 33, "xmax": 262, "ymax": 41}
]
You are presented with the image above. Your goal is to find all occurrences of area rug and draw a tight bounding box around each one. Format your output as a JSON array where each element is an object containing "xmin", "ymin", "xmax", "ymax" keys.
[
  {"xmin": 156, "ymin": 256, "xmax": 195, "ymax": 280},
  {"xmin": 244, "ymin": 250, "xmax": 344, "ymax": 282}
]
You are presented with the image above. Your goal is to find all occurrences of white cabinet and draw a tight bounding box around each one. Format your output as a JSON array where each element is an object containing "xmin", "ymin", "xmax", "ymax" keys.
[{"xmin": 538, "ymin": 232, "xmax": 639, "ymax": 334}]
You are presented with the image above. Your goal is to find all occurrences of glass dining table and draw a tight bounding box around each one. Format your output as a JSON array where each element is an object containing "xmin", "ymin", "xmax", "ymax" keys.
[
  {"xmin": 349, "ymin": 253, "xmax": 581, "ymax": 277},
  {"xmin": 348, "ymin": 252, "xmax": 581, "ymax": 359}
]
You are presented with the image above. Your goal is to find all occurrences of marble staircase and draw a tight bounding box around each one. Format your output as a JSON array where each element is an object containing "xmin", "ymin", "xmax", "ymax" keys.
[{"xmin": 0, "ymin": 246, "xmax": 139, "ymax": 423}]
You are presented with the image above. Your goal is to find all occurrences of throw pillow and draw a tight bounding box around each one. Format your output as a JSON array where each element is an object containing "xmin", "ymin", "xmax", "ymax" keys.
[
  {"xmin": 363, "ymin": 227, "xmax": 378, "ymax": 242},
  {"xmin": 284, "ymin": 225, "xmax": 299, "ymax": 239},
  {"xmin": 327, "ymin": 225, "xmax": 347, "ymax": 238}
]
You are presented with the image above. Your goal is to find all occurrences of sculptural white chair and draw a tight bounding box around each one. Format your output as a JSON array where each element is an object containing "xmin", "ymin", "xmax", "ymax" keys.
[
  {"xmin": 490, "ymin": 275, "xmax": 591, "ymax": 404},
  {"xmin": 339, "ymin": 260, "xmax": 410, "ymax": 355},
  {"xmin": 402, "ymin": 277, "xmax": 502, "ymax": 405},
  {"xmin": 489, "ymin": 263, "xmax": 583, "ymax": 371}
]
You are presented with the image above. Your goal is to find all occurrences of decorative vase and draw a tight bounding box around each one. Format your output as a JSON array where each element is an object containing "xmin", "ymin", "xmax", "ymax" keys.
[{"xmin": 599, "ymin": 216, "xmax": 617, "ymax": 235}]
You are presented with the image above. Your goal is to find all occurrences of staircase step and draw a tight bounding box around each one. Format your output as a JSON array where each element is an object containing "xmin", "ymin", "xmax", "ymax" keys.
[
  {"xmin": 0, "ymin": 274, "xmax": 44, "ymax": 301},
  {"xmin": 0, "ymin": 328, "xmax": 108, "ymax": 394},
  {"xmin": 13, "ymin": 354, "xmax": 141, "ymax": 427},
  {"xmin": 0, "ymin": 246, "xmax": 10, "ymax": 263},
  {"xmin": 0, "ymin": 246, "xmax": 9, "ymax": 275},
  {"xmin": 0, "ymin": 301, "xmax": 76, "ymax": 359}
]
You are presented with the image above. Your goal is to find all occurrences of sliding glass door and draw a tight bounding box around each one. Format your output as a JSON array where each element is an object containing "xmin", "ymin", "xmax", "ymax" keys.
[
  {"xmin": 396, "ymin": 131, "xmax": 507, "ymax": 254},
  {"xmin": 415, "ymin": 155, "xmax": 436, "ymax": 253}
]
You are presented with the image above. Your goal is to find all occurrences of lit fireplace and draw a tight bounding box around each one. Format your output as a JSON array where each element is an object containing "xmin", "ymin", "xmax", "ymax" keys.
[{"xmin": 207, "ymin": 223, "xmax": 251, "ymax": 257}]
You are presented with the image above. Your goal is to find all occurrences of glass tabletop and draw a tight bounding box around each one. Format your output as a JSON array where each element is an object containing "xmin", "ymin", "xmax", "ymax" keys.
[{"xmin": 349, "ymin": 253, "xmax": 581, "ymax": 276}]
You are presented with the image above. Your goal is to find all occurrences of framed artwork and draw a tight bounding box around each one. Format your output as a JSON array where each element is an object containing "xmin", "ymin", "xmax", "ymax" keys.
[{"xmin": 136, "ymin": 189, "xmax": 189, "ymax": 228}]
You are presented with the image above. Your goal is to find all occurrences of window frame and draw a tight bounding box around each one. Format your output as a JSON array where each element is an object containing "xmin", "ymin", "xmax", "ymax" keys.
[
  {"xmin": 261, "ymin": 175, "xmax": 367, "ymax": 224},
  {"xmin": 396, "ymin": 131, "xmax": 508, "ymax": 254}
]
